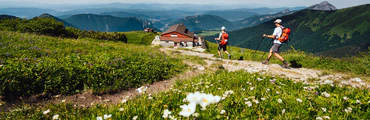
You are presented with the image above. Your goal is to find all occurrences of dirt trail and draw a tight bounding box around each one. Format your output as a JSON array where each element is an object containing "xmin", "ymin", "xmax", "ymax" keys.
[{"xmin": 162, "ymin": 48, "xmax": 370, "ymax": 88}]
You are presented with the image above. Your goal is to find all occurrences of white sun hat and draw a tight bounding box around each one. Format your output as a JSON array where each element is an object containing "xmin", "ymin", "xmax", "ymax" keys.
[
  {"xmin": 274, "ymin": 19, "xmax": 282, "ymax": 24},
  {"xmin": 221, "ymin": 26, "xmax": 226, "ymax": 30}
]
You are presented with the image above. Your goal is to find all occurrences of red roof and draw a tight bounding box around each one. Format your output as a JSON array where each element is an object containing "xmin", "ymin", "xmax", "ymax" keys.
[{"xmin": 162, "ymin": 24, "xmax": 194, "ymax": 38}]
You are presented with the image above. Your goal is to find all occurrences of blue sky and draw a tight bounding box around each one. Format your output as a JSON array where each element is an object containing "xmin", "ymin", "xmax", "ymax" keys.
[{"xmin": 2, "ymin": 0, "xmax": 369, "ymax": 8}]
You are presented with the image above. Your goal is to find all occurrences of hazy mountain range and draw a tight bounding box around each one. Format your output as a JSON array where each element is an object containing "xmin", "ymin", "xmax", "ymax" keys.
[{"xmin": 205, "ymin": 4, "xmax": 370, "ymax": 57}]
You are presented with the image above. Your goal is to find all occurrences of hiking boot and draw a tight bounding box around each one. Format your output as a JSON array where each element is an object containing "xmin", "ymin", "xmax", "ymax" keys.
[
  {"xmin": 281, "ymin": 62, "xmax": 290, "ymax": 68},
  {"xmin": 262, "ymin": 60, "xmax": 269, "ymax": 65}
]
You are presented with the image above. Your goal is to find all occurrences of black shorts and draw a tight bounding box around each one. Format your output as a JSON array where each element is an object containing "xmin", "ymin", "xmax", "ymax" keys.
[
  {"xmin": 218, "ymin": 44, "xmax": 227, "ymax": 51},
  {"xmin": 271, "ymin": 43, "xmax": 281, "ymax": 53}
]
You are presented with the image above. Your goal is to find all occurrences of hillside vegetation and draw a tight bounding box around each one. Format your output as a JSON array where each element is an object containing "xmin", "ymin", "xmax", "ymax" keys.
[
  {"xmin": 124, "ymin": 31, "xmax": 159, "ymax": 45},
  {"xmin": 0, "ymin": 31, "xmax": 186, "ymax": 99},
  {"xmin": 0, "ymin": 17, "xmax": 127, "ymax": 43},
  {"xmin": 206, "ymin": 4, "xmax": 370, "ymax": 57},
  {"xmin": 3, "ymin": 70, "xmax": 370, "ymax": 119}
]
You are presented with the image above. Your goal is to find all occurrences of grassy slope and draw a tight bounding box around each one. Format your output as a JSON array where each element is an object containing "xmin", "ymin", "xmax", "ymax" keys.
[
  {"xmin": 124, "ymin": 31, "xmax": 159, "ymax": 45},
  {"xmin": 0, "ymin": 31, "xmax": 186, "ymax": 98},
  {"xmin": 4, "ymin": 71, "xmax": 370, "ymax": 119}
]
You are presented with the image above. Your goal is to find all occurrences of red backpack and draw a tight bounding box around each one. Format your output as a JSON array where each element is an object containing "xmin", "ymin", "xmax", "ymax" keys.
[
  {"xmin": 220, "ymin": 32, "xmax": 228, "ymax": 45},
  {"xmin": 278, "ymin": 27, "xmax": 291, "ymax": 43}
]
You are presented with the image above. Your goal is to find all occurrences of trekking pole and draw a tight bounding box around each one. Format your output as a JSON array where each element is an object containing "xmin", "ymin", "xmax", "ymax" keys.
[
  {"xmin": 227, "ymin": 42, "xmax": 232, "ymax": 60},
  {"xmin": 252, "ymin": 37, "xmax": 265, "ymax": 60},
  {"xmin": 261, "ymin": 39, "xmax": 274, "ymax": 60}
]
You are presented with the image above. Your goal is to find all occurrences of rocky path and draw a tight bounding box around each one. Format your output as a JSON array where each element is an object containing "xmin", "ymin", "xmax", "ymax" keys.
[{"xmin": 162, "ymin": 48, "xmax": 370, "ymax": 88}]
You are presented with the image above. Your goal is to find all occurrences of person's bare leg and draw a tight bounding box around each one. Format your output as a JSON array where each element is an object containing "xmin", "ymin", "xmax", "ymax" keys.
[
  {"xmin": 224, "ymin": 51, "xmax": 229, "ymax": 55},
  {"xmin": 274, "ymin": 53, "xmax": 285, "ymax": 62},
  {"xmin": 267, "ymin": 49, "xmax": 273, "ymax": 60},
  {"xmin": 218, "ymin": 50, "xmax": 222, "ymax": 58}
]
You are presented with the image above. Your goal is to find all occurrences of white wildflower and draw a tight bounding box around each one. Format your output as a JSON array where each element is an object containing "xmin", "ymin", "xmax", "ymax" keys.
[
  {"xmin": 43, "ymin": 109, "xmax": 50, "ymax": 115},
  {"xmin": 356, "ymin": 99, "xmax": 361, "ymax": 104},
  {"xmin": 205, "ymin": 85, "xmax": 209, "ymax": 88},
  {"xmin": 119, "ymin": 108, "xmax": 124, "ymax": 111},
  {"xmin": 296, "ymin": 98, "xmax": 302, "ymax": 103},
  {"xmin": 162, "ymin": 109, "xmax": 171, "ymax": 118},
  {"xmin": 322, "ymin": 108, "xmax": 327, "ymax": 112},
  {"xmin": 278, "ymin": 99, "xmax": 282, "ymax": 103},
  {"xmin": 282, "ymin": 109, "xmax": 286, "ymax": 115},
  {"xmin": 261, "ymin": 98, "xmax": 266, "ymax": 101},
  {"xmin": 244, "ymin": 98, "xmax": 249, "ymax": 101},
  {"xmin": 257, "ymin": 78, "xmax": 263, "ymax": 81},
  {"xmin": 221, "ymin": 96, "xmax": 227, "ymax": 100},
  {"xmin": 242, "ymin": 88, "xmax": 246, "ymax": 91},
  {"xmin": 321, "ymin": 92, "xmax": 330, "ymax": 98},
  {"xmin": 316, "ymin": 117, "xmax": 323, "ymax": 120},
  {"xmin": 121, "ymin": 99, "xmax": 128, "ymax": 103},
  {"xmin": 103, "ymin": 114, "xmax": 112, "ymax": 120},
  {"xmin": 52, "ymin": 114, "xmax": 59, "ymax": 120},
  {"xmin": 96, "ymin": 116, "xmax": 103, "ymax": 120},
  {"xmin": 169, "ymin": 115, "xmax": 177, "ymax": 120},
  {"xmin": 343, "ymin": 96, "xmax": 349, "ymax": 100},
  {"xmin": 186, "ymin": 92, "xmax": 202, "ymax": 104},
  {"xmin": 199, "ymin": 93, "xmax": 214, "ymax": 109},
  {"xmin": 220, "ymin": 110, "xmax": 226, "ymax": 114},
  {"xmin": 245, "ymin": 101, "xmax": 252, "ymax": 107},
  {"xmin": 136, "ymin": 86, "xmax": 148, "ymax": 94},
  {"xmin": 254, "ymin": 100, "xmax": 259, "ymax": 104},
  {"xmin": 179, "ymin": 103, "xmax": 196, "ymax": 117},
  {"xmin": 132, "ymin": 116, "xmax": 138, "ymax": 120},
  {"xmin": 61, "ymin": 99, "xmax": 65, "ymax": 103},
  {"xmin": 250, "ymin": 87, "xmax": 255, "ymax": 90},
  {"xmin": 218, "ymin": 88, "xmax": 221, "ymax": 90},
  {"xmin": 344, "ymin": 107, "xmax": 352, "ymax": 113},
  {"xmin": 323, "ymin": 116, "xmax": 330, "ymax": 119},
  {"xmin": 276, "ymin": 91, "xmax": 280, "ymax": 94},
  {"xmin": 212, "ymin": 96, "xmax": 221, "ymax": 104},
  {"xmin": 266, "ymin": 88, "xmax": 270, "ymax": 92},
  {"xmin": 192, "ymin": 112, "xmax": 199, "ymax": 117},
  {"xmin": 225, "ymin": 90, "xmax": 234, "ymax": 95}
]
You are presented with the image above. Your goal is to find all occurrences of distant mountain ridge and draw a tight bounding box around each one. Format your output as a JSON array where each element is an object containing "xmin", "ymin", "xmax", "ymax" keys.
[
  {"xmin": 234, "ymin": 9, "xmax": 294, "ymax": 28},
  {"xmin": 204, "ymin": 10, "xmax": 259, "ymax": 21},
  {"xmin": 0, "ymin": 15, "xmax": 18, "ymax": 20},
  {"xmin": 0, "ymin": 7, "xmax": 58, "ymax": 18},
  {"xmin": 308, "ymin": 1, "xmax": 337, "ymax": 11},
  {"xmin": 63, "ymin": 14, "xmax": 155, "ymax": 32},
  {"xmin": 38, "ymin": 13, "xmax": 75, "ymax": 27},
  {"xmin": 161, "ymin": 15, "xmax": 237, "ymax": 32}
]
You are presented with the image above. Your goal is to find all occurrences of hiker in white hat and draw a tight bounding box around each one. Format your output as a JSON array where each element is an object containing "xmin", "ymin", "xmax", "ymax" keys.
[
  {"xmin": 215, "ymin": 26, "xmax": 230, "ymax": 60},
  {"xmin": 262, "ymin": 19, "xmax": 290, "ymax": 68}
]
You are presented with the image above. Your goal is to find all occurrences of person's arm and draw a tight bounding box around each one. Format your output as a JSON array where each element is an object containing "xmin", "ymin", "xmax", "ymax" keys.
[
  {"xmin": 263, "ymin": 28, "xmax": 280, "ymax": 39},
  {"xmin": 215, "ymin": 33, "xmax": 222, "ymax": 40}
]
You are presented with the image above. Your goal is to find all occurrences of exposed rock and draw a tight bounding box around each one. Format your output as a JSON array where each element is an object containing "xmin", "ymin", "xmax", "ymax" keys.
[{"xmin": 308, "ymin": 1, "xmax": 337, "ymax": 11}]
